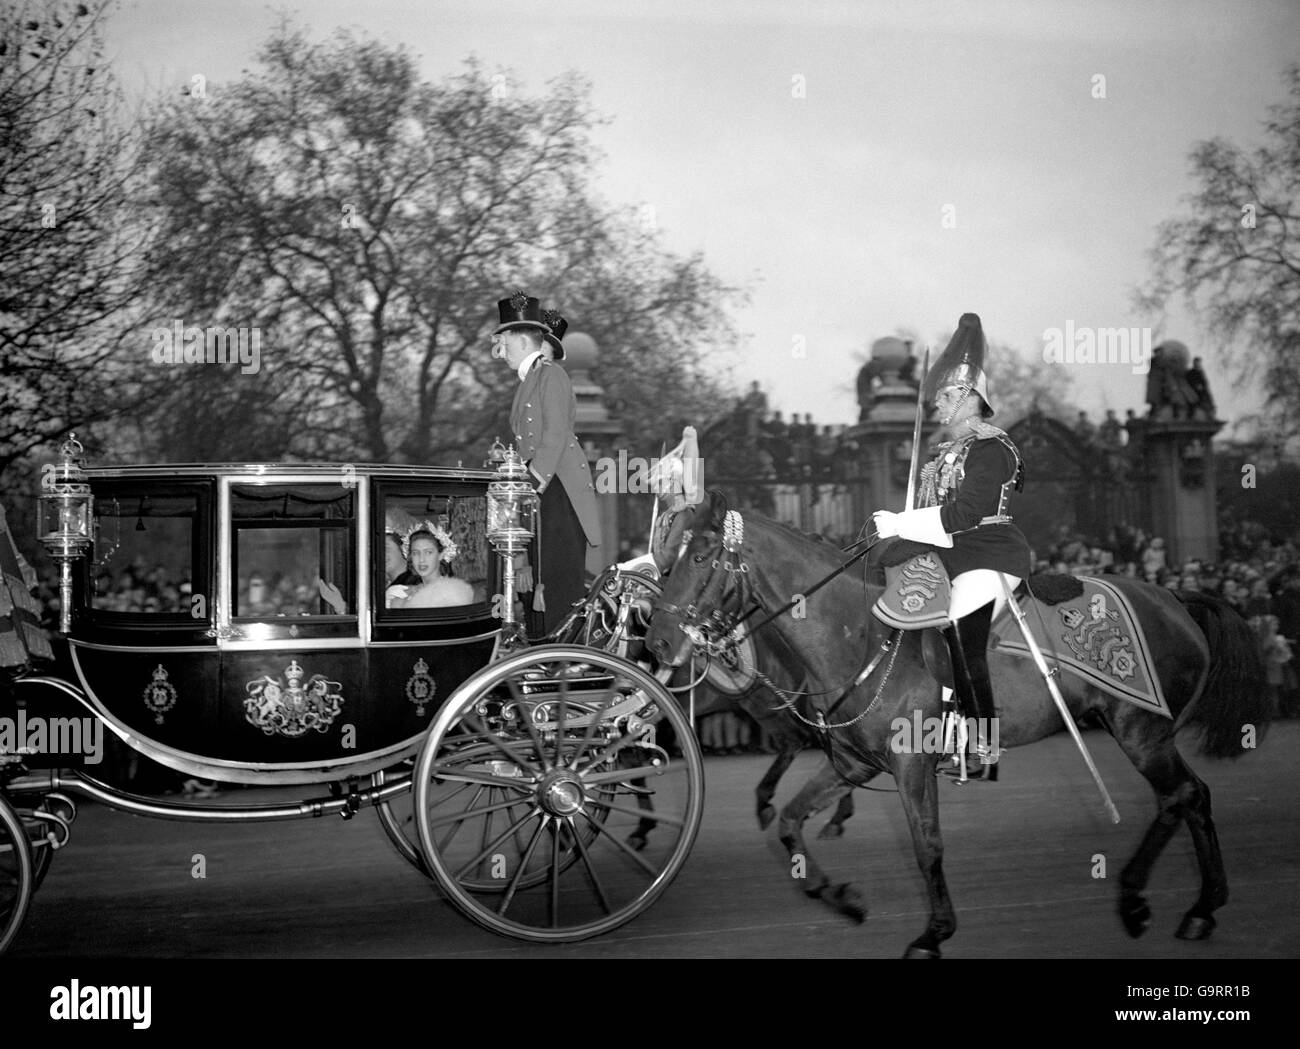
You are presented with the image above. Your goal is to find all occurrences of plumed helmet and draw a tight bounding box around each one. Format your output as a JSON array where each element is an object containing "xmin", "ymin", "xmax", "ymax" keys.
[{"xmin": 923, "ymin": 312, "xmax": 994, "ymax": 417}]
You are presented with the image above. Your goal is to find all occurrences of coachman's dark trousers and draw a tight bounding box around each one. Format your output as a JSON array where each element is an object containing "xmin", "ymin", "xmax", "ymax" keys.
[{"xmin": 525, "ymin": 480, "xmax": 587, "ymax": 639}]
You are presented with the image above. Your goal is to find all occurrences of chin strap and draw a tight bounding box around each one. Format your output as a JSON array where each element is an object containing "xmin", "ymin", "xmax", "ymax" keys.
[{"xmin": 942, "ymin": 386, "xmax": 972, "ymax": 425}]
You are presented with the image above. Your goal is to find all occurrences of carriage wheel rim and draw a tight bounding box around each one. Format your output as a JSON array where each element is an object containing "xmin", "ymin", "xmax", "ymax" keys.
[{"xmin": 413, "ymin": 645, "xmax": 704, "ymax": 943}]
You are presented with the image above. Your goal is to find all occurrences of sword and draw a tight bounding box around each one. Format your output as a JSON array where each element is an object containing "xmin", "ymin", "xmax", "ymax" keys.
[
  {"xmin": 999, "ymin": 575, "xmax": 1121, "ymax": 824},
  {"xmin": 904, "ymin": 347, "xmax": 930, "ymax": 511}
]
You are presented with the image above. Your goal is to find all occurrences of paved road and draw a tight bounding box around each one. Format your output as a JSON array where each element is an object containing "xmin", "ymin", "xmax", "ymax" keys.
[{"xmin": 8, "ymin": 723, "xmax": 1298, "ymax": 959}]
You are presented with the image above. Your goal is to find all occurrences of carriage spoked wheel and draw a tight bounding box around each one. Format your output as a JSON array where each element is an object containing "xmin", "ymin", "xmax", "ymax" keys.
[
  {"xmin": 0, "ymin": 794, "xmax": 35, "ymax": 956},
  {"xmin": 373, "ymin": 764, "xmax": 430, "ymax": 877},
  {"xmin": 413, "ymin": 644, "xmax": 704, "ymax": 942},
  {"xmin": 376, "ymin": 570, "xmax": 665, "ymax": 884},
  {"xmin": 378, "ymin": 760, "xmax": 612, "ymax": 891}
]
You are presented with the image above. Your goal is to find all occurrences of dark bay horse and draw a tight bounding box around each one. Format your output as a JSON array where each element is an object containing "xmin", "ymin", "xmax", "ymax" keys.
[
  {"xmin": 641, "ymin": 507, "xmax": 858, "ymax": 840},
  {"xmin": 646, "ymin": 492, "xmax": 1272, "ymax": 958},
  {"xmin": 685, "ymin": 624, "xmax": 856, "ymax": 836}
]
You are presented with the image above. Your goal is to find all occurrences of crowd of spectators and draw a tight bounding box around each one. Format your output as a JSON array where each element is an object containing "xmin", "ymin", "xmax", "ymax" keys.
[
  {"xmin": 726, "ymin": 383, "xmax": 847, "ymax": 482},
  {"xmin": 91, "ymin": 563, "xmax": 191, "ymax": 614},
  {"xmin": 1039, "ymin": 521, "xmax": 1300, "ymax": 716}
]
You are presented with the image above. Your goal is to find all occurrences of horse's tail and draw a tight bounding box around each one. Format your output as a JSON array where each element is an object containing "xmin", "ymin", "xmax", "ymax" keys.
[{"xmin": 1175, "ymin": 590, "xmax": 1273, "ymax": 758}]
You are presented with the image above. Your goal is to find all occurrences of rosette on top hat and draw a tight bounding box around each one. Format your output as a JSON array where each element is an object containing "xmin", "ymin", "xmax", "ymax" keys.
[
  {"xmin": 540, "ymin": 308, "xmax": 568, "ymax": 360},
  {"xmin": 923, "ymin": 312, "xmax": 995, "ymax": 416},
  {"xmin": 493, "ymin": 291, "xmax": 552, "ymax": 335}
]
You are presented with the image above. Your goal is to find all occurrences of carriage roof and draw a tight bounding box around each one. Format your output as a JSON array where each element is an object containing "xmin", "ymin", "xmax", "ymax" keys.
[{"xmin": 78, "ymin": 462, "xmax": 497, "ymax": 482}]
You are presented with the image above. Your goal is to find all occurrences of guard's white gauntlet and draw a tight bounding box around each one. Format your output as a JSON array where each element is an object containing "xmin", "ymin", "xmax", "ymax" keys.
[{"xmin": 872, "ymin": 506, "xmax": 953, "ymax": 547}]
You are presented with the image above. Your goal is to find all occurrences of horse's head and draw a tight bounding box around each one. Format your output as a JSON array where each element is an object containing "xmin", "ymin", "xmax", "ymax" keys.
[{"xmin": 646, "ymin": 490, "xmax": 748, "ymax": 668}]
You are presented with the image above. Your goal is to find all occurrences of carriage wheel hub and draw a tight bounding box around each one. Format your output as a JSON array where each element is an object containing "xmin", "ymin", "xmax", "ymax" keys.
[{"xmin": 538, "ymin": 771, "xmax": 585, "ymax": 816}]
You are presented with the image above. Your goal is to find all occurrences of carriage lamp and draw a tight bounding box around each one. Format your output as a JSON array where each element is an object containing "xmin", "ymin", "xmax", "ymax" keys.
[
  {"xmin": 486, "ymin": 446, "xmax": 538, "ymax": 649},
  {"xmin": 37, "ymin": 434, "xmax": 94, "ymax": 634}
]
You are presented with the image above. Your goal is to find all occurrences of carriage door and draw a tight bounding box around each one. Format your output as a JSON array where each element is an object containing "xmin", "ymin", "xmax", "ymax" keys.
[{"xmin": 215, "ymin": 478, "xmax": 366, "ymax": 761}]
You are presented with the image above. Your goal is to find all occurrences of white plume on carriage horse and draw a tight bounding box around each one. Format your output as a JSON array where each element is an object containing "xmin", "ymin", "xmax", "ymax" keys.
[
  {"xmin": 646, "ymin": 426, "xmax": 704, "ymax": 509},
  {"xmin": 640, "ymin": 426, "xmax": 703, "ymax": 574}
]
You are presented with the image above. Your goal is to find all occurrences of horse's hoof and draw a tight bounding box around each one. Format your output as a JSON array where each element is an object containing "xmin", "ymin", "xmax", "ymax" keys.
[
  {"xmin": 829, "ymin": 882, "xmax": 867, "ymax": 923},
  {"xmin": 1175, "ymin": 913, "xmax": 1216, "ymax": 941},
  {"xmin": 817, "ymin": 821, "xmax": 845, "ymax": 840},
  {"xmin": 1119, "ymin": 896, "xmax": 1152, "ymax": 938},
  {"xmin": 903, "ymin": 945, "xmax": 941, "ymax": 959},
  {"xmin": 757, "ymin": 805, "xmax": 776, "ymax": 830},
  {"xmin": 803, "ymin": 877, "xmax": 829, "ymax": 901},
  {"xmin": 626, "ymin": 834, "xmax": 647, "ymax": 852}
]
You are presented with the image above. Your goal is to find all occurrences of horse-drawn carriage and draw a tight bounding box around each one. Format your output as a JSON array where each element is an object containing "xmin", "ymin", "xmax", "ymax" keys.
[
  {"xmin": 6, "ymin": 431, "xmax": 1271, "ymax": 960},
  {"xmin": 0, "ymin": 439, "xmax": 704, "ymax": 951}
]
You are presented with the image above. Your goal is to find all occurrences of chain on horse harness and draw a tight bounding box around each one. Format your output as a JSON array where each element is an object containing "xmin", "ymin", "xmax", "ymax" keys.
[{"xmin": 658, "ymin": 509, "xmax": 905, "ymax": 735}]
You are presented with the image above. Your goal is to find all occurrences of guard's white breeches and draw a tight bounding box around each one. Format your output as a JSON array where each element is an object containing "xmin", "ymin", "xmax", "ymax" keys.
[{"xmin": 948, "ymin": 569, "xmax": 1022, "ymax": 623}]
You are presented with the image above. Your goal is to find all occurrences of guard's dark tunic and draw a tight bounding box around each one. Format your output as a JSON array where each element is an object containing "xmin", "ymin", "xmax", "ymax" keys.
[{"xmin": 922, "ymin": 431, "xmax": 1032, "ymax": 580}]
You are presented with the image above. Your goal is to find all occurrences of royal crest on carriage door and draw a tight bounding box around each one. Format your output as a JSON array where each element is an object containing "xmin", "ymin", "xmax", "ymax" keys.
[{"xmin": 244, "ymin": 659, "xmax": 345, "ymax": 737}]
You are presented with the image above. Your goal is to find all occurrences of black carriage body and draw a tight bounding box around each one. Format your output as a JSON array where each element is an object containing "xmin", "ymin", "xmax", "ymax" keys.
[{"xmin": 33, "ymin": 463, "xmax": 503, "ymax": 784}]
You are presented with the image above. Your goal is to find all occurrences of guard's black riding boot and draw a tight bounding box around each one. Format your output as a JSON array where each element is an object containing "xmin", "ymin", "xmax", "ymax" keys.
[{"xmin": 942, "ymin": 600, "xmax": 1000, "ymax": 782}]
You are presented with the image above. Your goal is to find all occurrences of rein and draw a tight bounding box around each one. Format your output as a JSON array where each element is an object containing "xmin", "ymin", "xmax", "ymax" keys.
[{"xmin": 657, "ymin": 510, "xmax": 903, "ymax": 734}]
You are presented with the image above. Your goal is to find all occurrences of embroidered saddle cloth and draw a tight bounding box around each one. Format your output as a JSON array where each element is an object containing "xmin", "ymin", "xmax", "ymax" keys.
[
  {"xmin": 872, "ymin": 553, "xmax": 952, "ymax": 630},
  {"xmin": 991, "ymin": 576, "xmax": 1170, "ymax": 718}
]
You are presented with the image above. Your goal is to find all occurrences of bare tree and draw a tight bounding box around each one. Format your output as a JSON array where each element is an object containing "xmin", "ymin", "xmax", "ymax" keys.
[
  {"xmin": 0, "ymin": 0, "xmax": 156, "ymax": 478},
  {"xmin": 983, "ymin": 341, "xmax": 1076, "ymax": 425},
  {"xmin": 138, "ymin": 21, "xmax": 739, "ymax": 465},
  {"xmin": 1137, "ymin": 65, "xmax": 1300, "ymax": 439}
]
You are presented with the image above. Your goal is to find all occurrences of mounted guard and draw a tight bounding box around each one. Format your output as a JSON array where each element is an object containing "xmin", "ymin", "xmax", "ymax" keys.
[{"xmin": 869, "ymin": 313, "xmax": 1032, "ymax": 780}]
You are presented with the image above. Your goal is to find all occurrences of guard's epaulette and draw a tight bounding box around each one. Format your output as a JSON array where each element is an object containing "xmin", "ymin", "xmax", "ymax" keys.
[{"xmin": 965, "ymin": 418, "xmax": 1007, "ymax": 440}]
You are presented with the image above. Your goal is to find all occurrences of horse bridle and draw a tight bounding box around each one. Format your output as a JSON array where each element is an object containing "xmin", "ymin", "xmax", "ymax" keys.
[
  {"xmin": 653, "ymin": 509, "xmax": 903, "ymax": 716},
  {"xmin": 653, "ymin": 511, "xmax": 761, "ymax": 657}
]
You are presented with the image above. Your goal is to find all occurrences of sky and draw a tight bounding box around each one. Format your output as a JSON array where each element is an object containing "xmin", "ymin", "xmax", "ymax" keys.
[{"xmin": 100, "ymin": 0, "xmax": 1299, "ymax": 438}]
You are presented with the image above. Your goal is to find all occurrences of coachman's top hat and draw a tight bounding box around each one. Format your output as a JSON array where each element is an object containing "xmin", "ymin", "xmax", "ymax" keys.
[
  {"xmin": 493, "ymin": 291, "xmax": 552, "ymax": 336},
  {"xmin": 923, "ymin": 312, "xmax": 995, "ymax": 416},
  {"xmin": 540, "ymin": 308, "xmax": 568, "ymax": 360}
]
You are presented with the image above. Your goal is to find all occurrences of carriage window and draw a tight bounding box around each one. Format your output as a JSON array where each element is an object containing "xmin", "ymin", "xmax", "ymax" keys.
[
  {"xmin": 231, "ymin": 485, "xmax": 355, "ymax": 618},
  {"xmin": 380, "ymin": 490, "xmax": 489, "ymax": 611},
  {"xmin": 91, "ymin": 492, "xmax": 198, "ymax": 614}
]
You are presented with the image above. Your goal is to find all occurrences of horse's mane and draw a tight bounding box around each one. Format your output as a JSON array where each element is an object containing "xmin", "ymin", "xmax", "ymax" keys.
[
  {"xmin": 752, "ymin": 514, "xmax": 846, "ymax": 558},
  {"xmin": 701, "ymin": 490, "xmax": 853, "ymax": 574},
  {"xmin": 695, "ymin": 490, "xmax": 885, "ymax": 646}
]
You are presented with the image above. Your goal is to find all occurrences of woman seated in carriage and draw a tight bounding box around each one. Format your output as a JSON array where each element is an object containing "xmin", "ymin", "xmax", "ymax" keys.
[{"xmin": 385, "ymin": 523, "xmax": 474, "ymax": 609}]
